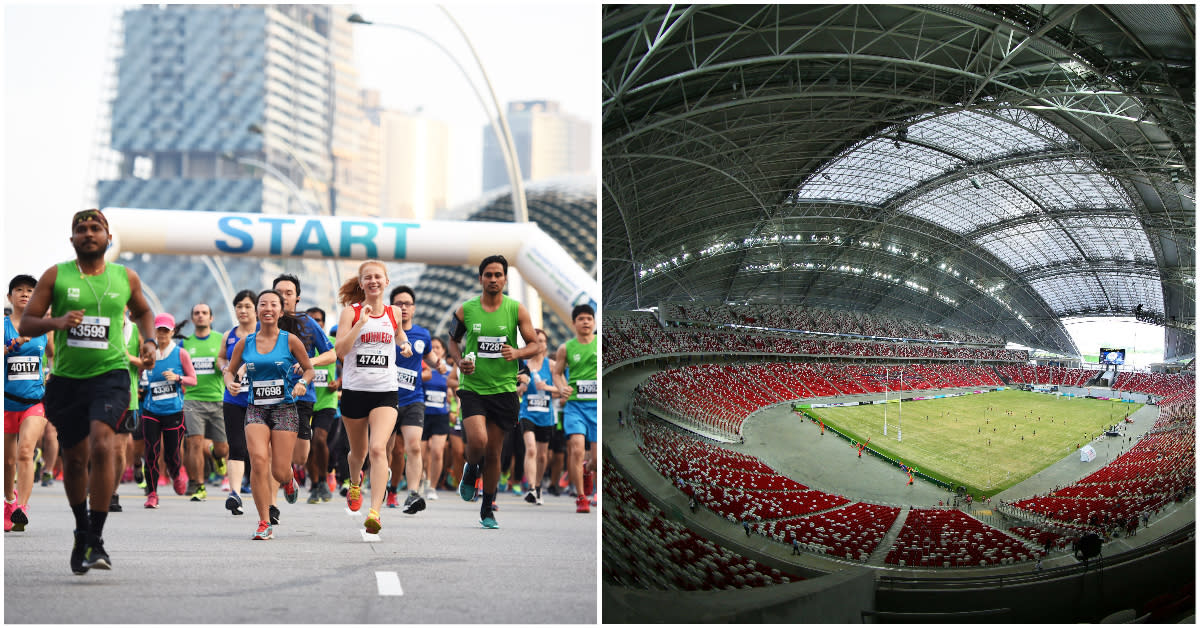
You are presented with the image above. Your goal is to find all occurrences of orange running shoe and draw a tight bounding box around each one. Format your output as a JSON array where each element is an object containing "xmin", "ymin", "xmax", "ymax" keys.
[
  {"xmin": 347, "ymin": 483, "xmax": 363, "ymax": 512},
  {"xmin": 364, "ymin": 508, "xmax": 381, "ymax": 534}
]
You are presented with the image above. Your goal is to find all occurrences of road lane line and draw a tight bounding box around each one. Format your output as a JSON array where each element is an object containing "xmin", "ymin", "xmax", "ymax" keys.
[{"xmin": 376, "ymin": 571, "xmax": 403, "ymax": 596}]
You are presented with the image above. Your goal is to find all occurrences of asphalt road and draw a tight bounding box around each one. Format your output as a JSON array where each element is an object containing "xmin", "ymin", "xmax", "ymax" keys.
[{"xmin": 4, "ymin": 483, "xmax": 597, "ymax": 624}]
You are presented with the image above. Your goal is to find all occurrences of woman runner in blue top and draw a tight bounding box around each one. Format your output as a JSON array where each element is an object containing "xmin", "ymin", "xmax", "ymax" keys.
[{"xmin": 223, "ymin": 289, "xmax": 314, "ymax": 540}]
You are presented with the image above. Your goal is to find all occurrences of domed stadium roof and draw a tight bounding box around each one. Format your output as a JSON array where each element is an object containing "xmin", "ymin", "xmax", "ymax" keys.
[{"xmin": 603, "ymin": 4, "xmax": 1194, "ymax": 357}]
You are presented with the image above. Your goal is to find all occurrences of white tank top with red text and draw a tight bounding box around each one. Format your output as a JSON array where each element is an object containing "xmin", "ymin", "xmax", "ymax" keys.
[{"xmin": 342, "ymin": 304, "xmax": 399, "ymax": 393}]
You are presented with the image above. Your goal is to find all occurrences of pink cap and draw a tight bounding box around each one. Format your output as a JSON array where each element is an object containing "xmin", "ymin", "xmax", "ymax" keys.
[{"xmin": 154, "ymin": 313, "xmax": 176, "ymax": 329}]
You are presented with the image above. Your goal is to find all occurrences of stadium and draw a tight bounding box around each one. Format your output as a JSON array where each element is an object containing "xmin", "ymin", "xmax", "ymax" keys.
[{"xmin": 601, "ymin": 5, "xmax": 1194, "ymax": 623}]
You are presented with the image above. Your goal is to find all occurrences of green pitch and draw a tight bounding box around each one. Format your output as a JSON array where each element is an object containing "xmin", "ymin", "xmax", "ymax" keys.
[{"xmin": 807, "ymin": 389, "xmax": 1142, "ymax": 497}]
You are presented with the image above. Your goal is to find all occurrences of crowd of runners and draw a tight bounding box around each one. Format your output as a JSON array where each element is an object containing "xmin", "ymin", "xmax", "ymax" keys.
[{"xmin": 4, "ymin": 209, "xmax": 598, "ymax": 573}]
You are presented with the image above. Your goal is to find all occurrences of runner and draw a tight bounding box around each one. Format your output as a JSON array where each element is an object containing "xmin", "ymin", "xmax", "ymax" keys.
[
  {"xmin": 421, "ymin": 337, "xmax": 457, "ymax": 502},
  {"xmin": 333, "ymin": 261, "xmax": 412, "ymax": 534},
  {"xmin": 111, "ymin": 310, "xmax": 146, "ymax": 513},
  {"xmin": 553, "ymin": 304, "xmax": 598, "ymax": 513},
  {"xmin": 519, "ymin": 329, "xmax": 558, "ymax": 505},
  {"xmin": 443, "ymin": 356, "xmax": 465, "ymax": 491},
  {"xmin": 5, "ymin": 274, "xmax": 53, "ymax": 531},
  {"xmin": 303, "ymin": 306, "xmax": 339, "ymax": 504},
  {"xmin": 446, "ymin": 255, "xmax": 541, "ymax": 529},
  {"xmin": 218, "ymin": 290, "xmax": 257, "ymax": 517},
  {"xmin": 385, "ymin": 285, "xmax": 445, "ymax": 515},
  {"xmin": 181, "ymin": 303, "xmax": 228, "ymax": 502},
  {"xmin": 222, "ymin": 289, "xmax": 315, "ymax": 540},
  {"xmin": 19, "ymin": 209, "xmax": 158, "ymax": 574},
  {"xmin": 141, "ymin": 313, "xmax": 198, "ymax": 509}
]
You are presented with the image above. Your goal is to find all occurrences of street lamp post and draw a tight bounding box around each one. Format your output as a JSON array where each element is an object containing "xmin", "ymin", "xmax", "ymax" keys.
[{"xmin": 347, "ymin": 10, "xmax": 538, "ymax": 317}]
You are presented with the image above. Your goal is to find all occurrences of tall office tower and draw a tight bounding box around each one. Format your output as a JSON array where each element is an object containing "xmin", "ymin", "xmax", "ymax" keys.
[
  {"xmin": 376, "ymin": 109, "xmax": 450, "ymax": 221},
  {"xmin": 96, "ymin": 5, "xmax": 377, "ymax": 328},
  {"xmin": 481, "ymin": 100, "xmax": 592, "ymax": 193}
]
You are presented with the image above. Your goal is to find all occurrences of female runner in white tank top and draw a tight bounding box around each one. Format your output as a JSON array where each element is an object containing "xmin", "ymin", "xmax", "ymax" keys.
[{"xmin": 334, "ymin": 260, "xmax": 412, "ymax": 534}]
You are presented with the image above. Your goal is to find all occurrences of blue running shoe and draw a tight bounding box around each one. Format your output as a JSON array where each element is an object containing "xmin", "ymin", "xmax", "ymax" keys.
[
  {"xmin": 480, "ymin": 513, "xmax": 499, "ymax": 529},
  {"xmin": 459, "ymin": 462, "xmax": 479, "ymax": 502}
]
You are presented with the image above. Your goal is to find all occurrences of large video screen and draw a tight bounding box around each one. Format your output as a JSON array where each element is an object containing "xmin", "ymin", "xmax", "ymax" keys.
[{"xmin": 1099, "ymin": 348, "xmax": 1126, "ymax": 365}]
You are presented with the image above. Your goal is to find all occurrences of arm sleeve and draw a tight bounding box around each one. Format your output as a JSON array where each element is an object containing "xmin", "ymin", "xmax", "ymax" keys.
[{"xmin": 178, "ymin": 349, "xmax": 199, "ymax": 387}]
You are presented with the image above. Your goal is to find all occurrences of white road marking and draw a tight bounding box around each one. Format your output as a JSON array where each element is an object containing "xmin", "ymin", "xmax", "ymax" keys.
[
  {"xmin": 376, "ymin": 571, "xmax": 403, "ymax": 596},
  {"xmin": 361, "ymin": 529, "xmax": 381, "ymax": 543}
]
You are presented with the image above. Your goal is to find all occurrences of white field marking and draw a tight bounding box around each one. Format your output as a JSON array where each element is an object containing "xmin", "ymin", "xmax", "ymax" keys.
[
  {"xmin": 375, "ymin": 571, "xmax": 403, "ymax": 596},
  {"xmin": 361, "ymin": 530, "xmax": 381, "ymax": 543}
]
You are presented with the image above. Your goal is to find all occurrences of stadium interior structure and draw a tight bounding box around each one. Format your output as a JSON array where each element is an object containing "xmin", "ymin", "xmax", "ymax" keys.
[{"xmin": 601, "ymin": 5, "xmax": 1194, "ymax": 623}]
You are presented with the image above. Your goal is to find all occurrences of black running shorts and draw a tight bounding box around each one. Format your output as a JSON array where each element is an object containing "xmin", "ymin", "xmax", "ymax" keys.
[
  {"xmin": 456, "ymin": 390, "xmax": 519, "ymax": 432},
  {"xmin": 44, "ymin": 369, "xmax": 130, "ymax": 449}
]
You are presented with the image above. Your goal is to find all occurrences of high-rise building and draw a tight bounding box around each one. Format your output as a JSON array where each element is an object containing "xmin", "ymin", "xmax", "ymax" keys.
[
  {"xmin": 96, "ymin": 4, "xmax": 377, "ymax": 327},
  {"xmin": 375, "ymin": 109, "xmax": 450, "ymax": 221},
  {"xmin": 482, "ymin": 100, "xmax": 591, "ymax": 193}
]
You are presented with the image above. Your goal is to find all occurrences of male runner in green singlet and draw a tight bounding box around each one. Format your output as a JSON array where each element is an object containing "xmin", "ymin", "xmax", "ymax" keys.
[
  {"xmin": 20, "ymin": 209, "xmax": 157, "ymax": 575},
  {"xmin": 445, "ymin": 255, "xmax": 540, "ymax": 529}
]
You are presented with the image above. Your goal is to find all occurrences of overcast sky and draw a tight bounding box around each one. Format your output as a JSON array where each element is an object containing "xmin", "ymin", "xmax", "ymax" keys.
[{"xmin": 2, "ymin": 1, "xmax": 599, "ymax": 281}]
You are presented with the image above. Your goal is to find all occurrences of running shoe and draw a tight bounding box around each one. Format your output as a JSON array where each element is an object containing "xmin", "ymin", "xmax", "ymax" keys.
[
  {"xmin": 326, "ymin": 472, "xmax": 337, "ymax": 494},
  {"xmin": 524, "ymin": 491, "xmax": 537, "ymax": 505},
  {"xmin": 364, "ymin": 508, "xmax": 382, "ymax": 534},
  {"xmin": 133, "ymin": 462, "xmax": 144, "ymax": 488},
  {"xmin": 190, "ymin": 485, "xmax": 207, "ymax": 502},
  {"xmin": 41, "ymin": 471, "xmax": 54, "ymax": 488},
  {"xmin": 459, "ymin": 462, "xmax": 479, "ymax": 502},
  {"xmin": 402, "ymin": 492, "xmax": 426, "ymax": 515},
  {"xmin": 172, "ymin": 471, "xmax": 188, "ymax": 496},
  {"xmin": 535, "ymin": 491, "xmax": 544, "ymax": 506},
  {"xmin": 347, "ymin": 482, "xmax": 363, "ymax": 512},
  {"xmin": 220, "ymin": 477, "xmax": 230, "ymax": 492},
  {"xmin": 215, "ymin": 457, "xmax": 227, "ymax": 477},
  {"xmin": 241, "ymin": 477, "xmax": 251, "ymax": 494},
  {"xmin": 83, "ymin": 539, "xmax": 111, "ymax": 570},
  {"xmin": 71, "ymin": 530, "xmax": 89, "ymax": 575},
  {"xmin": 3, "ymin": 499, "xmax": 14, "ymax": 532},
  {"xmin": 591, "ymin": 494, "xmax": 598, "ymax": 507},
  {"xmin": 385, "ymin": 489, "xmax": 399, "ymax": 509},
  {"xmin": 269, "ymin": 504, "xmax": 280, "ymax": 525},
  {"xmin": 121, "ymin": 466, "xmax": 134, "ymax": 483},
  {"xmin": 109, "ymin": 493, "xmax": 123, "ymax": 512},
  {"xmin": 480, "ymin": 512, "xmax": 499, "ymax": 529},
  {"xmin": 511, "ymin": 484, "xmax": 523, "ymax": 497},
  {"xmin": 283, "ymin": 478, "xmax": 299, "ymax": 505},
  {"xmin": 339, "ymin": 479, "xmax": 350, "ymax": 498},
  {"xmin": 558, "ymin": 471, "xmax": 570, "ymax": 489},
  {"xmin": 425, "ymin": 482, "xmax": 438, "ymax": 501},
  {"xmin": 226, "ymin": 492, "xmax": 244, "ymax": 516},
  {"xmin": 292, "ymin": 464, "xmax": 306, "ymax": 487},
  {"xmin": 396, "ymin": 476, "xmax": 406, "ymax": 491},
  {"xmin": 320, "ymin": 482, "xmax": 333, "ymax": 503},
  {"xmin": 144, "ymin": 492, "xmax": 159, "ymax": 509},
  {"xmin": 253, "ymin": 520, "xmax": 273, "ymax": 540},
  {"xmin": 307, "ymin": 486, "xmax": 320, "ymax": 505},
  {"xmin": 575, "ymin": 495, "xmax": 590, "ymax": 513},
  {"xmin": 33, "ymin": 447, "xmax": 43, "ymax": 479}
]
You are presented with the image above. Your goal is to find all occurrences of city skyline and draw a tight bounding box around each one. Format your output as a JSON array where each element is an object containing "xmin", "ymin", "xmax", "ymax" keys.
[{"xmin": 3, "ymin": 3, "xmax": 600, "ymax": 283}]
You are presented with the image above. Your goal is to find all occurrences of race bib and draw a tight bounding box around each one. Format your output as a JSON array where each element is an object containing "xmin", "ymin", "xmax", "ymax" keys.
[
  {"xmin": 66, "ymin": 316, "xmax": 111, "ymax": 349},
  {"xmin": 252, "ymin": 379, "xmax": 285, "ymax": 406},
  {"xmin": 575, "ymin": 379, "xmax": 598, "ymax": 400},
  {"xmin": 192, "ymin": 356, "xmax": 216, "ymax": 375},
  {"xmin": 150, "ymin": 380, "xmax": 178, "ymax": 401},
  {"xmin": 477, "ymin": 335, "xmax": 505, "ymax": 359},
  {"xmin": 528, "ymin": 394, "xmax": 551, "ymax": 412},
  {"xmin": 6, "ymin": 355, "xmax": 40, "ymax": 381},
  {"xmin": 313, "ymin": 370, "xmax": 329, "ymax": 388},
  {"xmin": 397, "ymin": 367, "xmax": 418, "ymax": 391},
  {"xmin": 424, "ymin": 389, "xmax": 446, "ymax": 408},
  {"xmin": 356, "ymin": 349, "xmax": 389, "ymax": 369}
]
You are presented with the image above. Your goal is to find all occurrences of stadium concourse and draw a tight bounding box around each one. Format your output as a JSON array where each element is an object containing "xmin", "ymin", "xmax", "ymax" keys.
[{"xmin": 602, "ymin": 4, "xmax": 1194, "ymax": 623}]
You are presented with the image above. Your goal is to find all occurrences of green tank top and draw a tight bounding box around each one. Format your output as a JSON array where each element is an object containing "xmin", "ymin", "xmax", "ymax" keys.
[
  {"xmin": 51, "ymin": 261, "xmax": 132, "ymax": 379},
  {"xmin": 313, "ymin": 334, "xmax": 339, "ymax": 412},
  {"xmin": 565, "ymin": 336, "xmax": 598, "ymax": 402},
  {"xmin": 460, "ymin": 295, "xmax": 520, "ymax": 395},
  {"xmin": 182, "ymin": 333, "xmax": 225, "ymax": 402},
  {"xmin": 124, "ymin": 317, "xmax": 140, "ymax": 411}
]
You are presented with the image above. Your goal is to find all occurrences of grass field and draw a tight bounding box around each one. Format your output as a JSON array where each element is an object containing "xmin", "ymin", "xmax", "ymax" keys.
[{"xmin": 807, "ymin": 389, "xmax": 1143, "ymax": 497}]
